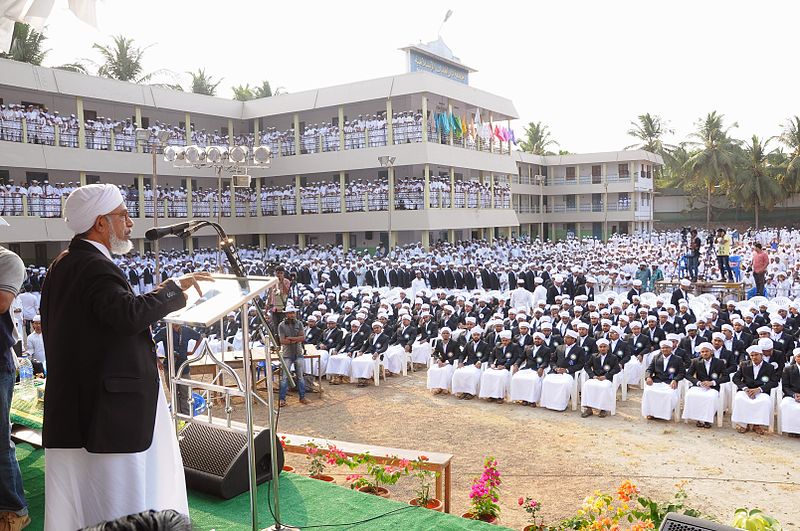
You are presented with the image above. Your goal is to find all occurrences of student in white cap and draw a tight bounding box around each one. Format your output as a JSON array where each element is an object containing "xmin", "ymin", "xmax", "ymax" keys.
[
  {"xmin": 428, "ymin": 327, "xmax": 461, "ymax": 393},
  {"xmin": 351, "ymin": 321, "xmax": 389, "ymax": 387},
  {"xmin": 731, "ymin": 345, "xmax": 777, "ymax": 434},
  {"xmin": 479, "ymin": 329, "xmax": 518, "ymax": 402},
  {"xmin": 641, "ymin": 340, "xmax": 685, "ymax": 421},
  {"xmin": 451, "ymin": 327, "xmax": 489, "ymax": 399},
  {"xmin": 327, "ymin": 320, "xmax": 364, "ymax": 384},
  {"xmin": 540, "ymin": 329, "xmax": 585, "ymax": 411},
  {"xmin": 581, "ymin": 338, "xmax": 621, "ymax": 417},
  {"xmin": 509, "ymin": 331, "xmax": 553, "ymax": 406},
  {"xmin": 42, "ymin": 183, "xmax": 213, "ymax": 530},
  {"xmin": 682, "ymin": 342, "xmax": 728, "ymax": 428},
  {"xmin": 779, "ymin": 348, "xmax": 800, "ymax": 437}
]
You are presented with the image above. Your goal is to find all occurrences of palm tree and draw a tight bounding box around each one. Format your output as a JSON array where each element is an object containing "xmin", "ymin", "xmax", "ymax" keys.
[
  {"xmin": 625, "ymin": 113, "xmax": 675, "ymax": 155},
  {"xmin": 92, "ymin": 35, "xmax": 157, "ymax": 83},
  {"xmin": 684, "ymin": 111, "xmax": 740, "ymax": 229},
  {"xmin": 777, "ymin": 116, "xmax": 800, "ymax": 193},
  {"xmin": 188, "ymin": 68, "xmax": 221, "ymax": 96},
  {"xmin": 232, "ymin": 84, "xmax": 254, "ymax": 101},
  {"xmin": 0, "ymin": 22, "xmax": 48, "ymax": 64},
  {"xmin": 52, "ymin": 62, "xmax": 89, "ymax": 74},
  {"xmin": 729, "ymin": 136, "xmax": 782, "ymax": 229},
  {"xmin": 253, "ymin": 80, "xmax": 272, "ymax": 98},
  {"xmin": 517, "ymin": 121, "xmax": 558, "ymax": 155}
]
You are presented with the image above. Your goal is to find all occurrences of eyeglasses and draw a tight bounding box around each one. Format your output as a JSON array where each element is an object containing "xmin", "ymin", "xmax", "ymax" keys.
[{"xmin": 106, "ymin": 211, "xmax": 131, "ymax": 221}]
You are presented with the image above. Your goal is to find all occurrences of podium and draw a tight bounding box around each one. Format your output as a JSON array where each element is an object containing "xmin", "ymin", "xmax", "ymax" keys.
[{"xmin": 164, "ymin": 273, "xmax": 279, "ymax": 529}]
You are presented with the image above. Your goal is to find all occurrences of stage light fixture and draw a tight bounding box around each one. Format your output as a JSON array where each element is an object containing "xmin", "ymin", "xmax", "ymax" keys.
[
  {"xmin": 252, "ymin": 145, "xmax": 271, "ymax": 164},
  {"xmin": 206, "ymin": 145, "xmax": 228, "ymax": 163},
  {"xmin": 184, "ymin": 145, "xmax": 207, "ymax": 164},
  {"xmin": 229, "ymin": 145, "xmax": 248, "ymax": 163},
  {"xmin": 163, "ymin": 146, "xmax": 185, "ymax": 162}
]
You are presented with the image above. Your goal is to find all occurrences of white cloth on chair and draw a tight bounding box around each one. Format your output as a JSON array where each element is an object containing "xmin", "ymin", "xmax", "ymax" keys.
[
  {"xmin": 539, "ymin": 373, "xmax": 574, "ymax": 411},
  {"xmin": 731, "ymin": 390, "xmax": 772, "ymax": 427},
  {"xmin": 681, "ymin": 386, "xmax": 719, "ymax": 423},
  {"xmin": 581, "ymin": 378, "xmax": 615, "ymax": 412},
  {"xmin": 326, "ymin": 353, "xmax": 352, "ymax": 377},
  {"xmin": 411, "ymin": 341, "xmax": 432, "ymax": 365},
  {"xmin": 384, "ymin": 345, "xmax": 406, "ymax": 374},
  {"xmin": 304, "ymin": 350, "xmax": 330, "ymax": 377},
  {"xmin": 509, "ymin": 369, "xmax": 544, "ymax": 403},
  {"xmin": 624, "ymin": 357, "xmax": 644, "ymax": 385},
  {"xmin": 779, "ymin": 397, "xmax": 800, "ymax": 434},
  {"xmin": 451, "ymin": 364, "xmax": 482, "ymax": 395},
  {"xmin": 426, "ymin": 363, "xmax": 454, "ymax": 390},
  {"xmin": 350, "ymin": 354, "xmax": 376, "ymax": 379},
  {"xmin": 478, "ymin": 368, "xmax": 511, "ymax": 399},
  {"xmin": 641, "ymin": 382, "xmax": 679, "ymax": 420}
]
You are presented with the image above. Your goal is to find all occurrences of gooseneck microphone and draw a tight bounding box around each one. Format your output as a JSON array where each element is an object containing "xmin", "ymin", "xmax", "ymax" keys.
[{"xmin": 144, "ymin": 221, "xmax": 198, "ymax": 241}]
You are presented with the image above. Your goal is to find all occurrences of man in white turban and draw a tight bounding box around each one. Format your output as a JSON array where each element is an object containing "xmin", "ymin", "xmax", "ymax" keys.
[{"xmin": 41, "ymin": 183, "xmax": 213, "ymax": 530}]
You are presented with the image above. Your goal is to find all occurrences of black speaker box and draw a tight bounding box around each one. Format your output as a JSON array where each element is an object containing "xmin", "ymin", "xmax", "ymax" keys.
[{"xmin": 179, "ymin": 422, "xmax": 284, "ymax": 499}]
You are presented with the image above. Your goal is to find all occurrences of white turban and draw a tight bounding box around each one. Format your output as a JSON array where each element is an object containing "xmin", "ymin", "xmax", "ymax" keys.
[{"xmin": 64, "ymin": 184, "xmax": 125, "ymax": 234}]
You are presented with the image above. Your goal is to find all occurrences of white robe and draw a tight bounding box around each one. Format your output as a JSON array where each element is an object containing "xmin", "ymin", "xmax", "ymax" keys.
[
  {"xmin": 731, "ymin": 390, "xmax": 772, "ymax": 427},
  {"xmin": 350, "ymin": 353, "xmax": 377, "ymax": 379},
  {"xmin": 509, "ymin": 369, "xmax": 545, "ymax": 404},
  {"xmin": 581, "ymin": 377, "xmax": 615, "ymax": 412},
  {"xmin": 45, "ymin": 382, "xmax": 188, "ymax": 530},
  {"xmin": 451, "ymin": 364, "xmax": 482, "ymax": 395},
  {"xmin": 411, "ymin": 340, "xmax": 432, "ymax": 365},
  {"xmin": 681, "ymin": 386, "xmax": 720, "ymax": 423},
  {"xmin": 478, "ymin": 368, "xmax": 510, "ymax": 399},
  {"xmin": 326, "ymin": 352, "xmax": 352, "ymax": 377},
  {"xmin": 624, "ymin": 357, "xmax": 644, "ymax": 386},
  {"xmin": 779, "ymin": 396, "xmax": 800, "ymax": 434},
  {"xmin": 427, "ymin": 362, "xmax": 454, "ymax": 390},
  {"xmin": 641, "ymin": 382, "xmax": 679, "ymax": 420},
  {"xmin": 384, "ymin": 344, "xmax": 406, "ymax": 374},
  {"xmin": 539, "ymin": 372, "xmax": 575, "ymax": 411}
]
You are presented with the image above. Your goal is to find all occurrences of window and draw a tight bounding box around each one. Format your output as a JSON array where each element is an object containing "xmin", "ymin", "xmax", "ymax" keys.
[
  {"xmin": 592, "ymin": 165, "xmax": 601, "ymax": 184},
  {"xmin": 86, "ymin": 175, "xmax": 100, "ymax": 185},
  {"xmin": 0, "ymin": 170, "xmax": 9, "ymax": 185},
  {"xmin": 565, "ymin": 194, "xmax": 576, "ymax": 209},
  {"xmin": 25, "ymin": 172, "xmax": 48, "ymax": 185},
  {"xmin": 566, "ymin": 167, "xmax": 576, "ymax": 181},
  {"xmin": 221, "ymin": 127, "xmax": 229, "ymax": 136},
  {"xmin": 84, "ymin": 110, "xmax": 97, "ymax": 121},
  {"xmin": 140, "ymin": 116, "xmax": 150, "ymax": 128},
  {"xmin": 619, "ymin": 163, "xmax": 629, "ymax": 177}
]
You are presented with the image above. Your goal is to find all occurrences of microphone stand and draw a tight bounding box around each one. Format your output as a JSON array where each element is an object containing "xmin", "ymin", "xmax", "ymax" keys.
[{"xmin": 182, "ymin": 220, "xmax": 294, "ymax": 531}]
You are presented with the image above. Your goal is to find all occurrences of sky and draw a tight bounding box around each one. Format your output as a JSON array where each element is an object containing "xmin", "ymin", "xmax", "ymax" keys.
[{"xmin": 37, "ymin": 0, "xmax": 800, "ymax": 154}]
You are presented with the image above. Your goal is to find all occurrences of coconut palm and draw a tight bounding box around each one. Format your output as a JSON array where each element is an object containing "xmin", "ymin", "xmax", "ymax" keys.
[
  {"xmin": 776, "ymin": 116, "xmax": 800, "ymax": 193},
  {"xmin": 188, "ymin": 68, "xmax": 221, "ymax": 96},
  {"xmin": 729, "ymin": 136, "xmax": 782, "ymax": 229},
  {"xmin": 92, "ymin": 35, "xmax": 157, "ymax": 83},
  {"xmin": 517, "ymin": 121, "xmax": 558, "ymax": 155},
  {"xmin": 253, "ymin": 80, "xmax": 272, "ymax": 98},
  {"xmin": 625, "ymin": 113, "xmax": 675, "ymax": 155},
  {"xmin": 684, "ymin": 111, "xmax": 740, "ymax": 229},
  {"xmin": 232, "ymin": 84, "xmax": 254, "ymax": 101},
  {"xmin": 0, "ymin": 22, "xmax": 48, "ymax": 64}
]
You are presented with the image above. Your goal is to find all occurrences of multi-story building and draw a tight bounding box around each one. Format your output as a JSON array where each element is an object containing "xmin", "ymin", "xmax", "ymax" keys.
[{"xmin": 0, "ymin": 40, "xmax": 660, "ymax": 265}]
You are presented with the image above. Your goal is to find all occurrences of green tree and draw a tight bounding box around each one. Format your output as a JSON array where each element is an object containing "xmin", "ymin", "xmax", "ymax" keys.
[
  {"xmin": 517, "ymin": 121, "xmax": 558, "ymax": 155},
  {"xmin": 188, "ymin": 68, "xmax": 221, "ymax": 96},
  {"xmin": 729, "ymin": 136, "xmax": 782, "ymax": 229},
  {"xmin": 0, "ymin": 22, "xmax": 48, "ymax": 64},
  {"xmin": 684, "ymin": 111, "xmax": 740, "ymax": 229},
  {"xmin": 777, "ymin": 115, "xmax": 800, "ymax": 194},
  {"xmin": 625, "ymin": 113, "xmax": 675, "ymax": 155},
  {"xmin": 253, "ymin": 80, "xmax": 272, "ymax": 98},
  {"xmin": 232, "ymin": 84, "xmax": 254, "ymax": 101},
  {"xmin": 92, "ymin": 35, "xmax": 157, "ymax": 83}
]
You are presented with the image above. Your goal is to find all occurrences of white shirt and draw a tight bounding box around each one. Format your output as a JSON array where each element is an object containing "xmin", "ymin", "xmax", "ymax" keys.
[{"xmin": 26, "ymin": 331, "xmax": 46, "ymax": 365}]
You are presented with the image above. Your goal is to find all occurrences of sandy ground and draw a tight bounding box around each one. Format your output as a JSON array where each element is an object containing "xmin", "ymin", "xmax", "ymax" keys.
[{"xmin": 223, "ymin": 370, "xmax": 799, "ymax": 530}]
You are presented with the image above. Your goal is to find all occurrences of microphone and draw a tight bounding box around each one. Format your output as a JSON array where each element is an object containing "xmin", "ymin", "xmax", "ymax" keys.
[{"xmin": 144, "ymin": 221, "xmax": 197, "ymax": 241}]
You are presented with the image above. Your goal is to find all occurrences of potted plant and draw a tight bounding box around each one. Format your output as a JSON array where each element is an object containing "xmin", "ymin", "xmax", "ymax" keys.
[
  {"xmin": 463, "ymin": 456, "xmax": 501, "ymax": 524},
  {"xmin": 731, "ymin": 508, "xmax": 782, "ymax": 531},
  {"xmin": 518, "ymin": 497, "xmax": 543, "ymax": 530},
  {"xmin": 304, "ymin": 441, "xmax": 334, "ymax": 482},
  {"xmin": 409, "ymin": 456, "xmax": 443, "ymax": 511},
  {"xmin": 347, "ymin": 453, "xmax": 410, "ymax": 498}
]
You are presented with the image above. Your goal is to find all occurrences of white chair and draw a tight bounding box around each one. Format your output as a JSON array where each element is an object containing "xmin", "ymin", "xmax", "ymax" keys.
[
  {"xmin": 570, "ymin": 369, "xmax": 588, "ymax": 411},
  {"xmin": 775, "ymin": 386, "xmax": 785, "ymax": 435},
  {"xmin": 730, "ymin": 386, "xmax": 780, "ymax": 432},
  {"xmin": 373, "ymin": 356, "xmax": 387, "ymax": 386},
  {"xmin": 613, "ymin": 371, "xmax": 627, "ymax": 401},
  {"xmin": 680, "ymin": 380, "xmax": 725, "ymax": 427}
]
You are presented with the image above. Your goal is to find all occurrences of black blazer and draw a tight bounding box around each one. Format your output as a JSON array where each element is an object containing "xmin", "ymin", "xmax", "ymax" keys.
[
  {"xmin": 686, "ymin": 357, "xmax": 729, "ymax": 387},
  {"xmin": 733, "ymin": 362, "xmax": 777, "ymax": 393},
  {"xmin": 520, "ymin": 344, "xmax": 553, "ymax": 371},
  {"xmin": 585, "ymin": 352, "xmax": 621, "ymax": 380},
  {"xmin": 41, "ymin": 239, "xmax": 186, "ymax": 453},
  {"xmin": 488, "ymin": 343, "xmax": 520, "ymax": 370},
  {"xmin": 319, "ymin": 327, "xmax": 343, "ymax": 351},
  {"xmin": 434, "ymin": 339, "xmax": 462, "ymax": 365},
  {"xmin": 459, "ymin": 339, "xmax": 490, "ymax": 365},
  {"xmin": 781, "ymin": 363, "xmax": 800, "ymax": 397},
  {"xmin": 645, "ymin": 353, "xmax": 685, "ymax": 383},
  {"xmin": 551, "ymin": 343, "xmax": 585, "ymax": 375}
]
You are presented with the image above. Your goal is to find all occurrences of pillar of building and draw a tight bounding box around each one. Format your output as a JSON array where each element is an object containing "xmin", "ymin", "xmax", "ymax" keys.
[
  {"xmin": 448, "ymin": 229, "xmax": 456, "ymax": 244},
  {"xmin": 227, "ymin": 119, "xmax": 234, "ymax": 148},
  {"xmin": 134, "ymin": 106, "xmax": 143, "ymax": 153},
  {"xmin": 421, "ymin": 96, "xmax": 428, "ymax": 143},
  {"xmin": 338, "ymin": 107, "xmax": 345, "ymax": 150},
  {"xmin": 385, "ymin": 98, "xmax": 393, "ymax": 145},
  {"xmin": 186, "ymin": 177, "xmax": 193, "ymax": 218},
  {"xmin": 339, "ymin": 172, "xmax": 346, "ymax": 213},
  {"xmin": 137, "ymin": 175, "xmax": 145, "ymax": 219},
  {"xmin": 77, "ymin": 97, "xmax": 86, "ymax": 149},
  {"xmin": 423, "ymin": 164, "xmax": 431, "ymax": 209},
  {"xmin": 447, "ymin": 100, "xmax": 454, "ymax": 145},
  {"xmin": 79, "ymin": 172, "xmax": 87, "ymax": 187},
  {"xmin": 186, "ymin": 236, "xmax": 194, "ymax": 253},
  {"xmin": 293, "ymin": 113, "xmax": 301, "ymax": 154},
  {"xmin": 421, "ymin": 230, "xmax": 430, "ymax": 249},
  {"xmin": 259, "ymin": 234, "xmax": 267, "ymax": 249},
  {"xmin": 185, "ymin": 112, "xmax": 192, "ymax": 145},
  {"xmin": 295, "ymin": 176, "xmax": 302, "ymax": 214},
  {"xmin": 342, "ymin": 232, "xmax": 350, "ymax": 252},
  {"xmin": 490, "ymin": 173, "xmax": 495, "ymax": 208},
  {"xmin": 298, "ymin": 233, "xmax": 306, "ymax": 249},
  {"xmin": 252, "ymin": 118, "xmax": 260, "ymax": 146},
  {"xmin": 137, "ymin": 239, "xmax": 145, "ymax": 255},
  {"xmin": 449, "ymin": 167, "xmax": 455, "ymax": 208}
]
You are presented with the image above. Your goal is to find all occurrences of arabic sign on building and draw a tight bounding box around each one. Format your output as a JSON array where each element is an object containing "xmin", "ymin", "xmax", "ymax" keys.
[{"xmin": 408, "ymin": 49, "xmax": 469, "ymax": 85}]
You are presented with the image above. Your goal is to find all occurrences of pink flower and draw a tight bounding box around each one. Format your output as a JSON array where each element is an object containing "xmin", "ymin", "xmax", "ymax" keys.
[{"xmin": 518, "ymin": 497, "xmax": 524, "ymax": 506}]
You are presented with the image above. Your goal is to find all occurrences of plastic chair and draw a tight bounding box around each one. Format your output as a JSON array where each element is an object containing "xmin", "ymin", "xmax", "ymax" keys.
[{"xmin": 191, "ymin": 393, "xmax": 207, "ymax": 416}]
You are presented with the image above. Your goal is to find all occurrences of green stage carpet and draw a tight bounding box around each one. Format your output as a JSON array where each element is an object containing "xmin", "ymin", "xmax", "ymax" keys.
[{"xmin": 16, "ymin": 443, "xmax": 507, "ymax": 530}]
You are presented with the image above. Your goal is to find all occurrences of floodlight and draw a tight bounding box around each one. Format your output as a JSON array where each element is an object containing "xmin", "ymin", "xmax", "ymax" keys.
[
  {"xmin": 163, "ymin": 146, "xmax": 185, "ymax": 162},
  {"xmin": 206, "ymin": 145, "xmax": 228, "ymax": 163},
  {"xmin": 184, "ymin": 145, "xmax": 207, "ymax": 164},
  {"xmin": 377, "ymin": 155, "xmax": 396, "ymax": 167},
  {"xmin": 230, "ymin": 145, "xmax": 248, "ymax": 163},
  {"xmin": 252, "ymin": 145, "xmax": 271, "ymax": 164}
]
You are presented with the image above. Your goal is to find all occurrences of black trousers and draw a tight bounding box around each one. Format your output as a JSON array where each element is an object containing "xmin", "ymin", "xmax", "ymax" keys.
[{"xmin": 716, "ymin": 255, "xmax": 733, "ymax": 281}]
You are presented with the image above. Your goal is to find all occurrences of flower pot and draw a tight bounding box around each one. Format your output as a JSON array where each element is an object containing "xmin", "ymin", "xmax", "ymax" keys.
[
  {"xmin": 409, "ymin": 497, "xmax": 443, "ymax": 512},
  {"xmin": 523, "ymin": 526, "xmax": 544, "ymax": 531},
  {"xmin": 462, "ymin": 512, "xmax": 498, "ymax": 525},
  {"xmin": 357, "ymin": 485, "xmax": 390, "ymax": 498},
  {"xmin": 309, "ymin": 474, "xmax": 335, "ymax": 482},
  {"xmin": 282, "ymin": 465, "xmax": 295, "ymax": 473}
]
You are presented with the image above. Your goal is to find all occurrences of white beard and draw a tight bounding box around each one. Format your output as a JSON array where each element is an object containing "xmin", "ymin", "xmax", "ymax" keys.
[{"xmin": 109, "ymin": 231, "xmax": 133, "ymax": 255}]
